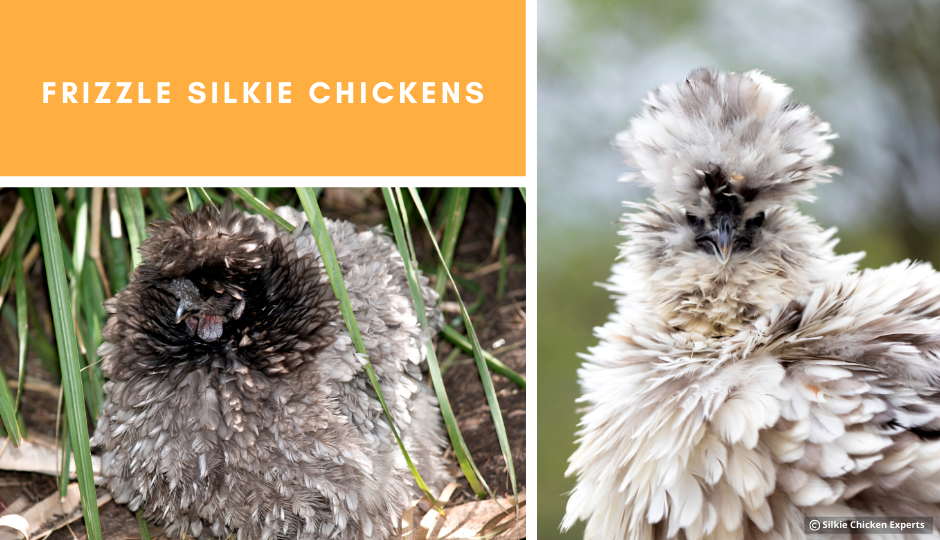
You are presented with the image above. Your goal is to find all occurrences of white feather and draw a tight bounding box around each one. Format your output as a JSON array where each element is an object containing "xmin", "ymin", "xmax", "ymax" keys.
[{"xmin": 564, "ymin": 68, "xmax": 940, "ymax": 540}]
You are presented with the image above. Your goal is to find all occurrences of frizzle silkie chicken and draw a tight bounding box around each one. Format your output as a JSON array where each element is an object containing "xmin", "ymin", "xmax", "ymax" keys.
[
  {"xmin": 91, "ymin": 204, "xmax": 451, "ymax": 540},
  {"xmin": 562, "ymin": 69, "xmax": 940, "ymax": 539}
]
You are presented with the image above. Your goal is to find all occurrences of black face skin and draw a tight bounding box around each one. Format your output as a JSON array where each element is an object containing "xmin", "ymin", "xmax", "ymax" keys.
[
  {"xmin": 686, "ymin": 190, "xmax": 765, "ymax": 264},
  {"xmin": 162, "ymin": 277, "xmax": 246, "ymax": 343},
  {"xmin": 119, "ymin": 205, "xmax": 337, "ymax": 375}
]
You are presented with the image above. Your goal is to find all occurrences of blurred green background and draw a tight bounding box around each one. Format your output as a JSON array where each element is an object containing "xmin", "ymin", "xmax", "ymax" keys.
[{"xmin": 537, "ymin": 0, "xmax": 940, "ymax": 538}]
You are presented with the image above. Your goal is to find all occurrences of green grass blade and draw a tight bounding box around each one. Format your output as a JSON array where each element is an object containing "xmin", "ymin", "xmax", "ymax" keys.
[
  {"xmin": 488, "ymin": 188, "xmax": 501, "ymax": 206},
  {"xmin": 0, "ymin": 214, "xmax": 22, "ymax": 444},
  {"xmin": 196, "ymin": 187, "xmax": 219, "ymax": 211},
  {"xmin": 79, "ymin": 321, "xmax": 104, "ymax": 420},
  {"xmin": 0, "ymin": 252, "xmax": 13, "ymax": 303},
  {"xmin": 128, "ymin": 188, "xmax": 148, "ymax": 242},
  {"xmin": 147, "ymin": 188, "xmax": 171, "ymax": 220},
  {"xmin": 382, "ymin": 188, "xmax": 489, "ymax": 499},
  {"xmin": 14, "ymin": 411, "xmax": 26, "ymax": 439},
  {"xmin": 73, "ymin": 188, "xmax": 89, "ymax": 279},
  {"xmin": 59, "ymin": 239, "xmax": 76, "ymax": 278},
  {"xmin": 136, "ymin": 509, "xmax": 152, "ymax": 540},
  {"xmin": 34, "ymin": 187, "xmax": 102, "ymax": 540},
  {"xmin": 0, "ymin": 321, "xmax": 21, "ymax": 445},
  {"xmin": 269, "ymin": 189, "xmax": 288, "ymax": 206},
  {"xmin": 254, "ymin": 187, "xmax": 270, "ymax": 202},
  {"xmin": 83, "ymin": 255, "xmax": 108, "ymax": 320},
  {"xmin": 102, "ymin": 195, "xmax": 130, "ymax": 294},
  {"xmin": 497, "ymin": 241, "xmax": 508, "ymax": 299},
  {"xmin": 490, "ymin": 187, "xmax": 513, "ymax": 258},
  {"xmin": 519, "ymin": 187, "xmax": 526, "ymax": 204},
  {"xmin": 450, "ymin": 274, "xmax": 485, "ymax": 315},
  {"xmin": 0, "ymin": 302, "xmax": 58, "ymax": 379},
  {"xmin": 424, "ymin": 188, "xmax": 443, "ymax": 215},
  {"xmin": 407, "ymin": 187, "xmax": 518, "ymax": 501},
  {"xmin": 296, "ymin": 187, "xmax": 441, "ymax": 510},
  {"xmin": 434, "ymin": 188, "xmax": 453, "ymax": 232},
  {"xmin": 80, "ymin": 261, "xmax": 105, "ymax": 418},
  {"xmin": 105, "ymin": 187, "xmax": 146, "ymax": 411},
  {"xmin": 14, "ymin": 208, "xmax": 31, "ymax": 416},
  {"xmin": 70, "ymin": 189, "xmax": 93, "ymax": 418},
  {"xmin": 59, "ymin": 414, "xmax": 71, "ymax": 497},
  {"xmin": 17, "ymin": 188, "xmax": 37, "ymax": 212},
  {"xmin": 76, "ymin": 316, "xmax": 100, "ymax": 421},
  {"xmin": 54, "ymin": 188, "xmax": 76, "ymax": 237},
  {"xmin": 119, "ymin": 188, "xmax": 148, "ymax": 269},
  {"xmin": 441, "ymin": 324, "xmax": 525, "ymax": 389},
  {"xmin": 23, "ymin": 300, "xmax": 61, "ymax": 378},
  {"xmin": 434, "ymin": 188, "xmax": 470, "ymax": 298},
  {"xmin": 439, "ymin": 347, "xmax": 461, "ymax": 375},
  {"xmin": 185, "ymin": 187, "xmax": 202, "ymax": 212},
  {"xmin": 231, "ymin": 188, "xmax": 295, "ymax": 232},
  {"xmin": 207, "ymin": 188, "xmax": 228, "ymax": 205}
]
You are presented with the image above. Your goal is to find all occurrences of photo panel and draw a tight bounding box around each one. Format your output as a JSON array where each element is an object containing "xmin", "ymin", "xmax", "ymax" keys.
[
  {"xmin": 539, "ymin": 1, "xmax": 940, "ymax": 538},
  {"xmin": 0, "ymin": 0, "xmax": 531, "ymax": 537}
]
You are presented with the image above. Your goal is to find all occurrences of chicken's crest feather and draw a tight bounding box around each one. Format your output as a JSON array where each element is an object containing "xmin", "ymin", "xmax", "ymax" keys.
[{"xmin": 616, "ymin": 68, "xmax": 838, "ymax": 210}]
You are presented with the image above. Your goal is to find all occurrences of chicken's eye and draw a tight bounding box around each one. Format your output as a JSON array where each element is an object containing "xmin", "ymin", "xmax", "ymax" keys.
[
  {"xmin": 746, "ymin": 212, "xmax": 765, "ymax": 229},
  {"xmin": 686, "ymin": 212, "xmax": 705, "ymax": 228}
]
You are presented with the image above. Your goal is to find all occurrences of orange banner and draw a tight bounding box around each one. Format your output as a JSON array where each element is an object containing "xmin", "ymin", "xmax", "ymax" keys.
[{"xmin": 1, "ymin": 0, "xmax": 524, "ymax": 175}]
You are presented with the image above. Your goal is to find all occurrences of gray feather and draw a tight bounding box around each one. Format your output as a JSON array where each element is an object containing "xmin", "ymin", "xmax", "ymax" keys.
[{"xmin": 92, "ymin": 204, "xmax": 451, "ymax": 540}]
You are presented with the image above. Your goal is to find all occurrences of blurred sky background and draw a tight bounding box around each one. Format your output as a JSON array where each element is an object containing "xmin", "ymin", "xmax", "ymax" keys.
[{"xmin": 538, "ymin": 0, "xmax": 940, "ymax": 537}]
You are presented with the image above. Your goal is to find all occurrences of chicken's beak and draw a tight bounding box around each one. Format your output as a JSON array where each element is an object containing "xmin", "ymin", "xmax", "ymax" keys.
[
  {"xmin": 715, "ymin": 222, "xmax": 735, "ymax": 265},
  {"xmin": 175, "ymin": 302, "xmax": 191, "ymax": 324}
]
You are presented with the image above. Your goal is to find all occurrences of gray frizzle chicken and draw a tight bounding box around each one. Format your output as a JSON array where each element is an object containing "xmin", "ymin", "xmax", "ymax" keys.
[
  {"xmin": 92, "ymin": 204, "xmax": 452, "ymax": 540},
  {"xmin": 563, "ymin": 69, "xmax": 940, "ymax": 539}
]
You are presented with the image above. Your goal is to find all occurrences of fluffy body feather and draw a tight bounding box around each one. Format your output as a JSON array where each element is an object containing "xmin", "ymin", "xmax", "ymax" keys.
[
  {"xmin": 563, "ymin": 69, "xmax": 940, "ymax": 539},
  {"xmin": 92, "ymin": 205, "xmax": 450, "ymax": 540}
]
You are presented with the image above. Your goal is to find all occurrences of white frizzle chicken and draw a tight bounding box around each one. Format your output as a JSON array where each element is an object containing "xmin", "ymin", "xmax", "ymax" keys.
[{"xmin": 562, "ymin": 69, "xmax": 940, "ymax": 539}]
